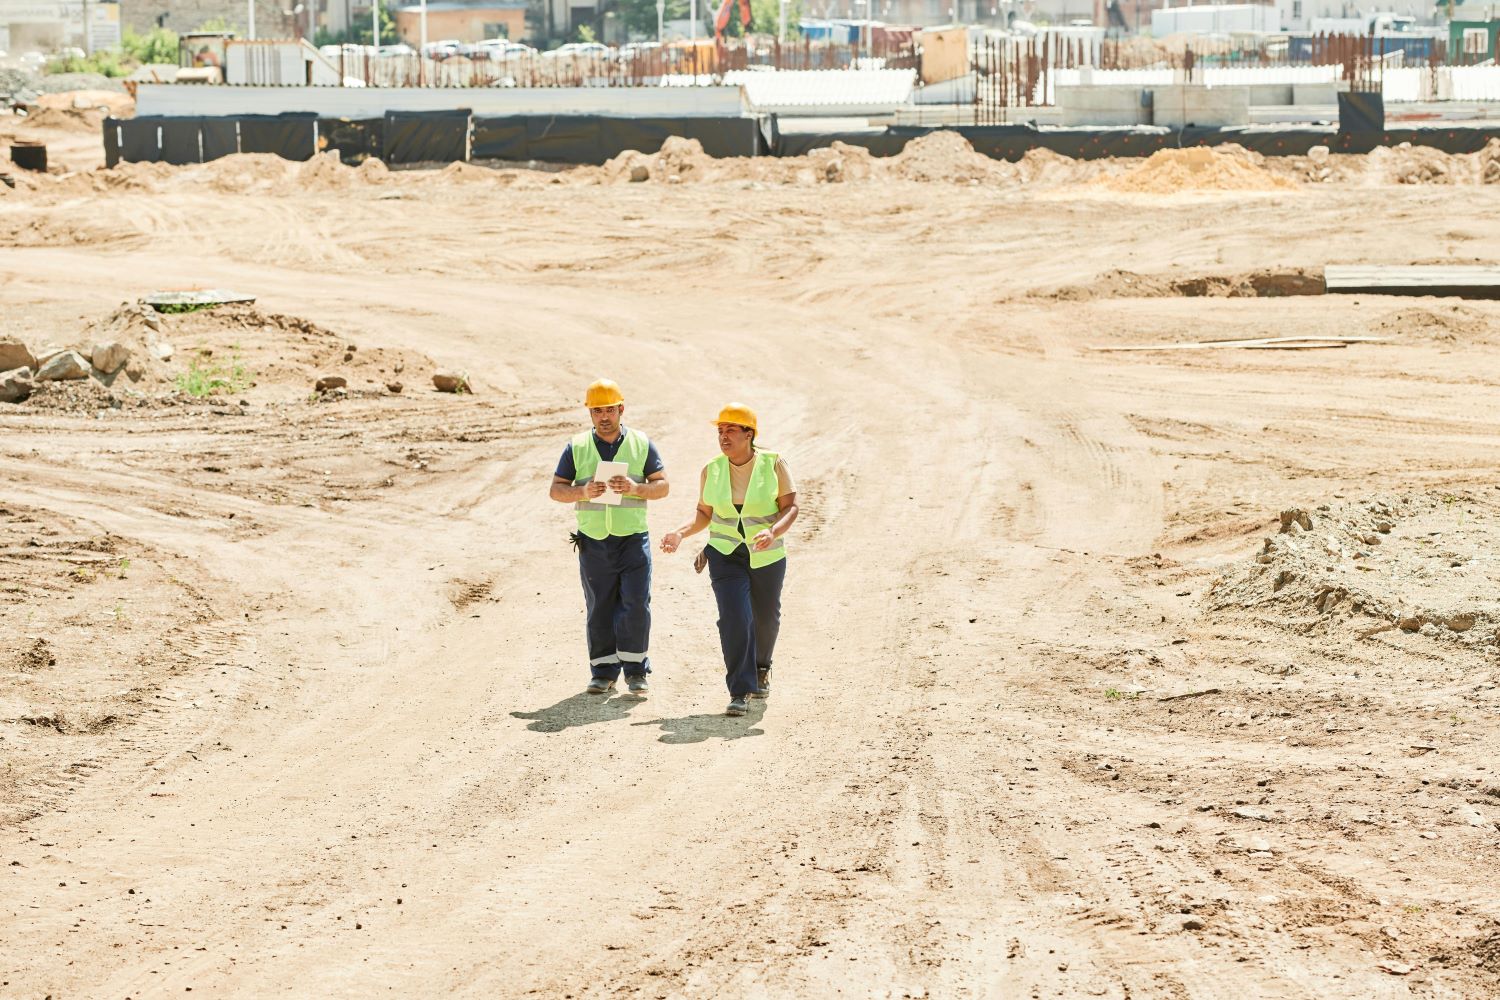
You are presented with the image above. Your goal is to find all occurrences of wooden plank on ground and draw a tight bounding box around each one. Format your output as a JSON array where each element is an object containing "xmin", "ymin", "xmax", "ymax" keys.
[
  {"xmin": 1324, "ymin": 265, "xmax": 1500, "ymax": 298},
  {"xmin": 1090, "ymin": 336, "xmax": 1386, "ymax": 353}
]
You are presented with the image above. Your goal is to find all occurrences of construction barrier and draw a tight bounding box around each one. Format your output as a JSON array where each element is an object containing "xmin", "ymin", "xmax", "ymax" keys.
[{"xmin": 104, "ymin": 112, "xmax": 1500, "ymax": 168}]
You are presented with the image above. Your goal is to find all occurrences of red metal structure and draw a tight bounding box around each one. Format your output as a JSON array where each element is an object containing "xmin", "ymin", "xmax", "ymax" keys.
[{"xmin": 713, "ymin": 0, "xmax": 751, "ymax": 41}]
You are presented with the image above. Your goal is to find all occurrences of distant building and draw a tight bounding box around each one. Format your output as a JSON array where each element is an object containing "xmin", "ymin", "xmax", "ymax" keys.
[
  {"xmin": 3, "ymin": 0, "xmax": 123, "ymax": 52},
  {"xmin": 395, "ymin": 0, "xmax": 526, "ymax": 43},
  {"xmin": 120, "ymin": 0, "xmax": 294, "ymax": 39},
  {"xmin": 1274, "ymin": 0, "xmax": 1435, "ymax": 33}
]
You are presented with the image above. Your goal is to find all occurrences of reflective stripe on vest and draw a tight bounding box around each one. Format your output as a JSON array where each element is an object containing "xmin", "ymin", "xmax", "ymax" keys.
[
  {"xmin": 571, "ymin": 428, "xmax": 651, "ymax": 540},
  {"xmin": 703, "ymin": 450, "xmax": 786, "ymax": 569}
]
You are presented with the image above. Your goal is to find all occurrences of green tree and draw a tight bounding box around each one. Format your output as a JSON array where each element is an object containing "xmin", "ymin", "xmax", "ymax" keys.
[
  {"xmin": 616, "ymin": 0, "xmax": 690, "ymax": 38},
  {"xmin": 122, "ymin": 27, "xmax": 179, "ymax": 64},
  {"xmin": 350, "ymin": 2, "xmax": 397, "ymax": 45}
]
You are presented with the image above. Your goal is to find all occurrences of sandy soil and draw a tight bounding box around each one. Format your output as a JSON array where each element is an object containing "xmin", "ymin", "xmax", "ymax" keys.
[{"xmin": 2, "ymin": 121, "xmax": 1500, "ymax": 998}]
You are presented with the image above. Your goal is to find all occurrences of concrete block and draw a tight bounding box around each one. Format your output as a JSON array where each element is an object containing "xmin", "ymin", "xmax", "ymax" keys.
[
  {"xmin": 1149, "ymin": 85, "xmax": 1250, "ymax": 128},
  {"xmin": 1292, "ymin": 83, "xmax": 1340, "ymax": 106},
  {"xmin": 1248, "ymin": 83, "xmax": 1294, "ymax": 106},
  {"xmin": 1057, "ymin": 85, "xmax": 1151, "ymax": 127}
]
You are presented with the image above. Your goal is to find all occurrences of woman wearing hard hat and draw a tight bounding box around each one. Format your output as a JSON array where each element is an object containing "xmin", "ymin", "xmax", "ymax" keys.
[{"xmin": 661, "ymin": 403, "xmax": 798, "ymax": 717}]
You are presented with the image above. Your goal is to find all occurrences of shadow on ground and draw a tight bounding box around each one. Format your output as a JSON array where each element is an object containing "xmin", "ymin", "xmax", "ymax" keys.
[
  {"xmin": 511, "ymin": 691, "xmax": 645, "ymax": 733},
  {"xmin": 631, "ymin": 700, "xmax": 768, "ymax": 744}
]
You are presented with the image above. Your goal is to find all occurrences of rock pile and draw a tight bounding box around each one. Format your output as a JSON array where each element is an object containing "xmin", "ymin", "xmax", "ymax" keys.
[
  {"xmin": 1206, "ymin": 492, "xmax": 1500, "ymax": 654},
  {"xmin": 1, "ymin": 300, "xmax": 175, "ymax": 404}
]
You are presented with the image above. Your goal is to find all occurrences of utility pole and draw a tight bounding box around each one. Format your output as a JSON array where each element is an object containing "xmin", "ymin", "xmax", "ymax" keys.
[
  {"xmin": 249, "ymin": 0, "xmax": 256, "ymax": 39},
  {"xmin": 372, "ymin": 0, "xmax": 379, "ymax": 47},
  {"xmin": 419, "ymin": 0, "xmax": 427, "ymax": 53},
  {"xmin": 657, "ymin": 0, "xmax": 664, "ymax": 44}
]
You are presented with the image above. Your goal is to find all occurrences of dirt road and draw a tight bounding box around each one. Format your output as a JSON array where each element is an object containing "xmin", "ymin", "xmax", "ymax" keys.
[{"xmin": 3, "ymin": 163, "xmax": 1499, "ymax": 998}]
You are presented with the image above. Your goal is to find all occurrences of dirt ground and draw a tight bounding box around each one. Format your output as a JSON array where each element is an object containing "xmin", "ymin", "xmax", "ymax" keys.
[{"xmin": 2, "ymin": 118, "xmax": 1500, "ymax": 998}]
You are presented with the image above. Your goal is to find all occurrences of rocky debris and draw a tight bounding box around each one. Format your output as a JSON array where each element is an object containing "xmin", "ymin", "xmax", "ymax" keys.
[
  {"xmin": 1207, "ymin": 492, "xmax": 1500, "ymax": 652},
  {"xmin": 432, "ymin": 372, "xmax": 470, "ymax": 393},
  {"xmin": 0, "ymin": 366, "xmax": 34, "ymax": 403},
  {"xmin": 1308, "ymin": 145, "xmax": 1330, "ymax": 164},
  {"xmin": 628, "ymin": 164, "xmax": 649, "ymax": 183},
  {"xmin": 152, "ymin": 340, "xmax": 174, "ymax": 362},
  {"xmin": 314, "ymin": 375, "xmax": 347, "ymax": 393},
  {"xmin": 386, "ymin": 381, "xmax": 403, "ymax": 394},
  {"xmin": 0, "ymin": 335, "xmax": 36, "ymax": 372},
  {"xmin": 90, "ymin": 341, "xmax": 130, "ymax": 375},
  {"xmin": 36, "ymin": 350, "xmax": 90, "ymax": 381},
  {"xmin": 1279, "ymin": 508, "xmax": 1313, "ymax": 534}
]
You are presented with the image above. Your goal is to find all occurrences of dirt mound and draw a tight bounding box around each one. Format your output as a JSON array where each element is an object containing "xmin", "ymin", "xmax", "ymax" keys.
[
  {"xmin": 1015, "ymin": 146, "xmax": 1094, "ymax": 185},
  {"xmin": 1373, "ymin": 304, "xmax": 1494, "ymax": 343},
  {"xmin": 1101, "ymin": 146, "xmax": 1298, "ymax": 193},
  {"xmin": 357, "ymin": 157, "xmax": 389, "ymax": 180},
  {"xmin": 438, "ymin": 161, "xmax": 498, "ymax": 183},
  {"xmin": 16, "ymin": 106, "xmax": 104, "ymax": 132},
  {"xmin": 33, "ymin": 89, "xmax": 134, "ymax": 116},
  {"xmin": 196, "ymin": 153, "xmax": 293, "ymax": 194},
  {"xmin": 1367, "ymin": 143, "xmax": 1482, "ymax": 185},
  {"xmin": 886, "ymin": 130, "xmax": 1015, "ymax": 184},
  {"xmin": 805, "ymin": 141, "xmax": 876, "ymax": 183},
  {"xmin": 1050, "ymin": 267, "xmax": 1323, "ymax": 301},
  {"xmin": 1206, "ymin": 493, "xmax": 1500, "ymax": 652},
  {"xmin": 296, "ymin": 150, "xmax": 355, "ymax": 191},
  {"xmin": 655, "ymin": 136, "xmax": 716, "ymax": 181}
]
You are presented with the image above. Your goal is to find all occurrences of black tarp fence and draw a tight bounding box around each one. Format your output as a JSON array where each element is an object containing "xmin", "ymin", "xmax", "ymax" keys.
[
  {"xmin": 103, "ymin": 112, "xmax": 1500, "ymax": 168},
  {"xmin": 384, "ymin": 109, "xmax": 470, "ymax": 164},
  {"xmin": 318, "ymin": 117, "xmax": 384, "ymax": 164},
  {"xmin": 105, "ymin": 114, "xmax": 319, "ymax": 166},
  {"xmin": 778, "ymin": 123, "xmax": 1500, "ymax": 160},
  {"xmin": 471, "ymin": 114, "xmax": 765, "ymax": 164}
]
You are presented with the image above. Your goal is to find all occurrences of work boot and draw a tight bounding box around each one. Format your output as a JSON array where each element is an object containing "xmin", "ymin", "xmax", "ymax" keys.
[
  {"xmin": 625, "ymin": 674, "xmax": 649, "ymax": 697},
  {"xmin": 586, "ymin": 677, "xmax": 616, "ymax": 695},
  {"xmin": 726, "ymin": 696, "xmax": 749, "ymax": 717},
  {"xmin": 751, "ymin": 667, "xmax": 771, "ymax": 699}
]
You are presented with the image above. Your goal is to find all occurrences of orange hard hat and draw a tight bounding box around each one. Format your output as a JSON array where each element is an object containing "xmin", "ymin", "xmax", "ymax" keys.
[
  {"xmin": 713, "ymin": 403, "xmax": 757, "ymax": 432},
  {"xmin": 584, "ymin": 378, "xmax": 624, "ymax": 407}
]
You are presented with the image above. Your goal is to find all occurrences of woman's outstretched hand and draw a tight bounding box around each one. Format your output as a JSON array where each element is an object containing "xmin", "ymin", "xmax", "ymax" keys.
[
  {"xmin": 660, "ymin": 531, "xmax": 683, "ymax": 554},
  {"xmin": 751, "ymin": 529, "xmax": 777, "ymax": 552}
]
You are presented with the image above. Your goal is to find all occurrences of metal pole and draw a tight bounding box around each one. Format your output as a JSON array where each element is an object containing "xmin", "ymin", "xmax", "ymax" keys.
[
  {"xmin": 419, "ymin": 0, "xmax": 427, "ymax": 53},
  {"xmin": 690, "ymin": 0, "xmax": 697, "ymax": 45},
  {"xmin": 372, "ymin": 0, "xmax": 379, "ymax": 48},
  {"xmin": 657, "ymin": 0, "xmax": 664, "ymax": 44},
  {"xmin": 779, "ymin": 0, "xmax": 786, "ymax": 42},
  {"xmin": 248, "ymin": 0, "xmax": 256, "ymax": 40}
]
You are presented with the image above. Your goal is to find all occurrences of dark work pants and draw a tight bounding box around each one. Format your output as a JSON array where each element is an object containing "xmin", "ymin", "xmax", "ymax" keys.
[
  {"xmin": 577, "ymin": 532, "xmax": 651, "ymax": 681},
  {"xmin": 706, "ymin": 545, "xmax": 786, "ymax": 698}
]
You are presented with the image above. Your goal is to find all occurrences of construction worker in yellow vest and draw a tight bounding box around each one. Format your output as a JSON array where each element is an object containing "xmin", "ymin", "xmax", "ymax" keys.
[
  {"xmin": 550, "ymin": 379, "xmax": 670, "ymax": 696},
  {"xmin": 661, "ymin": 403, "xmax": 798, "ymax": 716}
]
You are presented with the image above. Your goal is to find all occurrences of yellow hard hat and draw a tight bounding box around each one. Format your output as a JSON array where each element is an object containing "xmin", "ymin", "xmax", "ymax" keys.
[
  {"xmin": 713, "ymin": 402, "xmax": 757, "ymax": 432},
  {"xmin": 584, "ymin": 378, "xmax": 624, "ymax": 408}
]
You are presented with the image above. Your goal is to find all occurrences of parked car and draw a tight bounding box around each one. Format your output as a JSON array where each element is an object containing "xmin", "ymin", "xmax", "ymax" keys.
[
  {"xmin": 422, "ymin": 39, "xmax": 463, "ymax": 59},
  {"xmin": 543, "ymin": 42, "xmax": 609, "ymax": 59}
]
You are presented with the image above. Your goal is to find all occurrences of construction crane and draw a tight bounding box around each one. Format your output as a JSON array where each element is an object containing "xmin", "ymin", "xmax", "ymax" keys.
[{"xmin": 713, "ymin": 0, "xmax": 752, "ymax": 40}]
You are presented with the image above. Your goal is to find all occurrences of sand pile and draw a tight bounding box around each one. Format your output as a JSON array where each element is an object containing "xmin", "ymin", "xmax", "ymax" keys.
[
  {"xmin": 1101, "ymin": 146, "xmax": 1297, "ymax": 193},
  {"xmin": 438, "ymin": 161, "xmax": 497, "ymax": 182},
  {"xmin": 1206, "ymin": 493, "xmax": 1500, "ymax": 653},
  {"xmin": 1368, "ymin": 142, "xmax": 1481, "ymax": 185},
  {"xmin": 1015, "ymin": 147, "xmax": 1094, "ymax": 185},
  {"xmin": 884, "ymin": 130, "xmax": 1016, "ymax": 183},
  {"xmin": 805, "ymin": 141, "xmax": 876, "ymax": 183},
  {"xmin": 16, "ymin": 106, "xmax": 104, "ymax": 132},
  {"xmin": 204, "ymin": 153, "xmax": 295, "ymax": 194},
  {"xmin": 357, "ymin": 157, "xmax": 389, "ymax": 181},
  {"xmin": 297, "ymin": 150, "xmax": 356, "ymax": 191},
  {"xmin": 33, "ymin": 89, "xmax": 134, "ymax": 116},
  {"xmin": 1483, "ymin": 139, "xmax": 1500, "ymax": 184}
]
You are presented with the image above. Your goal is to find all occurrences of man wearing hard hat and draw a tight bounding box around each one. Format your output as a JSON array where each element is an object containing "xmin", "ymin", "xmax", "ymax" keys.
[{"xmin": 550, "ymin": 379, "xmax": 669, "ymax": 696}]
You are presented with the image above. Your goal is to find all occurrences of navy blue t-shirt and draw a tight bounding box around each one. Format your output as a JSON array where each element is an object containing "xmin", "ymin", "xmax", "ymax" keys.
[{"xmin": 555, "ymin": 427, "xmax": 664, "ymax": 482}]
